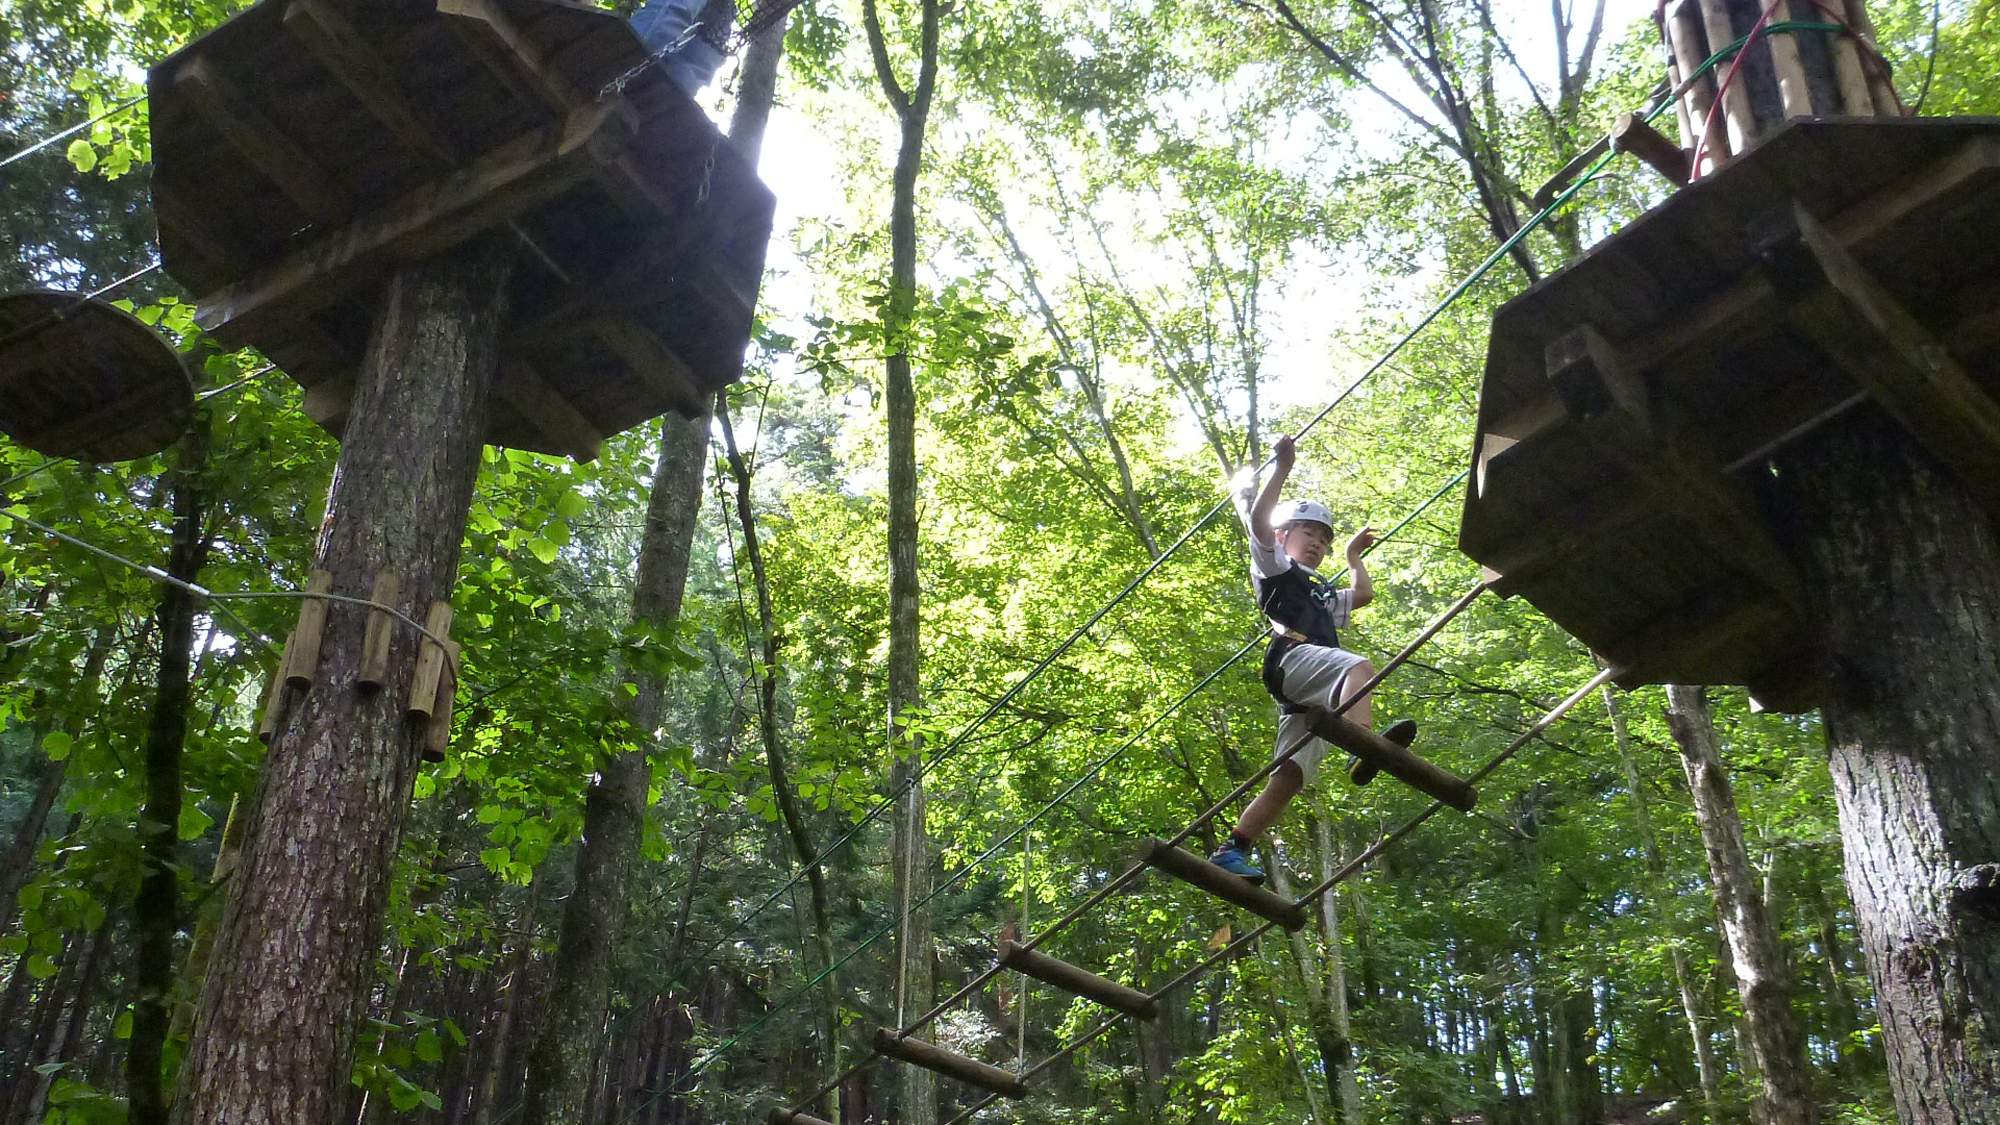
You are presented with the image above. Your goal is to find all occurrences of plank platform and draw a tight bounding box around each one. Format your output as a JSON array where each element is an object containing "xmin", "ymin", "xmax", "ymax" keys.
[
  {"xmin": 1137, "ymin": 837, "xmax": 1308, "ymax": 931},
  {"xmin": 0, "ymin": 292, "xmax": 193, "ymax": 462},
  {"xmin": 870, "ymin": 1028, "xmax": 1028, "ymax": 1098},
  {"xmin": 1302, "ymin": 710, "xmax": 1477, "ymax": 811},
  {"xmin": 997, "ymin": 939, "xmax": 1157, "ymax": 1020},
  {"xmin": 147, "ymin": 0, "xmax": 774, "ymax": 460},
  {"xmin": 1460, "ymin": 117, "xmax": 2000, "ymax": 712}
]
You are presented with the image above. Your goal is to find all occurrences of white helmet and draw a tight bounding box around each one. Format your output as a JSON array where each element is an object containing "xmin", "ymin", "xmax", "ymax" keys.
[{"xmin": 1278, "ymin": 499, "xmax": 1334, "ymax": 531}]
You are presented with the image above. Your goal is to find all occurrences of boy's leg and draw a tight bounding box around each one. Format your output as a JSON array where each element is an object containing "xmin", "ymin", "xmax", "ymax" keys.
[
  {"xmin": 1339, "ymin": 658, "xmax": 1375, "ymax": 728},
  {"xmin": 1232, "ymin": 759, "xmax": 1303, "ymax": 842}
]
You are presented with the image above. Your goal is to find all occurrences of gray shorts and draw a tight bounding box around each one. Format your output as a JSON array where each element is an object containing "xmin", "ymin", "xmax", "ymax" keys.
[{"xmin": 1272, "ymin": 643, "xmax": 1369, "ymax": 784}]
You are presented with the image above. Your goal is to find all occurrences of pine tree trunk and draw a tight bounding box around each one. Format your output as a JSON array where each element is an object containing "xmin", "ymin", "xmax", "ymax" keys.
[
  {"xmin": 173, "ymin": 236, "xmax": 511, "ymax": 1125},
  {"xmin": 521, "ymin": 408, "xmax": 709, "ymax": 1125},
  {"xmin": 1777, "ymin": 412, "xmax": 2000, "ymax": 1122},
  {"xmin": 128, "ymin": 418, "xmax": 211, "ymax": 1125},
  {"xmin": 1663, "ymin": 684, "xmax": 1816, "ymax": 1125}
]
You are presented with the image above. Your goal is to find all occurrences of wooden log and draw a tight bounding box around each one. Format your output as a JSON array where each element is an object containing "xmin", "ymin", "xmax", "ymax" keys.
[
  {"xmin": 1612, "ymin": 112, "xmax": 1692, "ymax": 189},
  {"xmin": 1137, "ymin": 837, "xmax": 1308, "ymax": 931},
  {"xmin": 258, "ymin": 659, "xmax": 287, "ymax": 744},
  {"xmin": 283, "ymin": 0, "xmax": 457, "ymax": 167},
  {"xmin": 422, "ymin": 646, "xmax": 458, "ymax": 763},
  {"xmin": 1659, "ymin": 22, "xmax": 1699, "ymax": 154},
  {"xmin": 1545, "ymin": 325, "xmax": 1652, "ymax": 432},
  {"xmin": 1695, "ymin": 0, "xmax": 1756, "ymax": 156},
  {"xmin": 1531, "ymin": 135, "xmax": 1610, "ymax": 212},
  {"xmin": 997, "ymin": 939, "xmax": 1157, "ymax": 1020},
  {"xmin": 173, "ymin": 57, "xmax": 345, "ymax": 225},
  {"xmin": 1300, "ymin": 710, "xmax": 1479, "ymax": 812},
  {"xmin": 1825, "ymin": 19, "xmax": 1876, "ymax": 114},
  {"xmin": 1755, "ymin": 202, "xmax": 2000, "ymax": 513},
  {"xmin": 1764, "ymin": 0, "xmax": 1814, "ymax": 118},
  {"xmin": 282, "ymin": 569, "xmax": 335, "ymax": 688},
  {"xmin": 407, "ymin": 601, "xmax": 454, "ymax": 719},
  {"xmin": 1840, "ymin": 0, "xmax": 1899, "ymax": 115},
  {"xmin": 195, "ymin": 99, "xmax": 637, "ymax": 348},
  {"xmin": 357, "ymin": 570, "xmax": 400, "ymax": 692},
  {"xmin": 870, "ymin": 1028, "xmax": 1027, "ymax": 1098},
  {"xmin": 1666, "ymin": 0, "xmax": 1726, "ymax": 173}
]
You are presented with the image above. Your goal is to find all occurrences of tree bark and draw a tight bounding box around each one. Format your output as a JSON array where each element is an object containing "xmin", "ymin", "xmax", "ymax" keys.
[
  {"xmin": 173, "ymin": 235, "xmax": 512, "ymax": 1125},
  {"xmin": 1663, "ymin": 684, "xmax": 1816, "ymax": 1125},
  {"xmin": 128, "ymin": 417, "xmax": 213, "ymax": 1125},
  {"xmin": 860, "ymin": 0, "xmax": 939, "ymax": 1118},
  {"xmin": 1777, "ymin": 412, "xmax": 2000, "ymax": 1123},
  {"xmin": 726, "ymin": 13, "xmax": 787, "ymax": 166},
  {"xmin": 520, "ymin": 407, "xmax": 710, "ymax": 1125}
]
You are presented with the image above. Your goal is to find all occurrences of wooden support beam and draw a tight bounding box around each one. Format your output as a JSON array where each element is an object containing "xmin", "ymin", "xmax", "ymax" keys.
[
  {"xmin": 1623, "ymin": 135, "xmax": 2000, "ymax": 376},
  {"xmin": 1611, "ymin": 111, "xmax": 1691, "ymax": 188},
  {"xmin": 407, "ymin": 601, "xmax": 454, "ymax": 719},
  {"xmin": 284, "ymin": 0, "xmax": 457, "ymax": 166},
  {"xmin": 870, "ymin": 1028, "xmax": 1028, "ymax": 1098},
  {"xmin": 196, "ymin": 99, "xmax": 637, "ymax": 347},
  {"xmin": 1755, "ymin": 201, "xmax": 2000, "ymax": 513},
  {"xmin": 301, "ymin": 376, "xmax": 358, "ymax": 437},
  {"xmin": 1137, "ymin": 837, "xmax": 1308, "ymax": 931},
  {"xmin": 1544, "ymin": 325, "xmax": 1651, "ymax": 433},
  {"xmin": 437, "ymin": 0, "xmax": 677, "ymax": 220},
  {"xmin": 585, "ymin": 316, "xmax": 710, "ymax": 418},
  {"xmin": 1300, "ymin": 710, "xmax": 1478, "ymax": 812},
  {"xmin": 496, "ymin": 358, "xmax": 602, "ymax": 462},
  {"xmin": 174, "ymin": 56, "xmax": 346, "ymax": 225},
  {"xmin": 997, "ymin": 939, "xmax": 1157, "ymax": 1020}
]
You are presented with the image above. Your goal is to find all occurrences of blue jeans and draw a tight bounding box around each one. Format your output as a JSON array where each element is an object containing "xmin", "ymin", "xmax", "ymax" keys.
[{"xmin": 630, "ymin": 0, "xmax": 728, "ymax": 95}]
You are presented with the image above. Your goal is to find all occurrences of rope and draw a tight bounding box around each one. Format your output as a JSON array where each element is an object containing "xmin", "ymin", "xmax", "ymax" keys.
[
  {"xmin": 0, "ymin": 96, "xmax": 146, "ymax": 174},
  {"xmin": 935, "ymin": 667, "xmax": 1617, "ymax": 1125},
  {"xmin": 662, "ymin": 473, "xmax": 1471, "ymax": 1113}
]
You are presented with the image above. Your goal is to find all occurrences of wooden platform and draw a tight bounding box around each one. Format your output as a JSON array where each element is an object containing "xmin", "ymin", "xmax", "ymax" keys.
[
  {"xmin": 1460, "ymin": 117, "xmax": 2000, "ymax": 710},
  {"xmin": 147, "ymin": 0, "xmax": 775, "ymax": 460},
  {"xmin": 0, "ymin": 292, "xmax": 193, "ymax": 462}
]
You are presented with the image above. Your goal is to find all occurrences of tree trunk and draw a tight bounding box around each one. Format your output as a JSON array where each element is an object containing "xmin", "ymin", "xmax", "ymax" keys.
[
  {"xmin": 726, "ymin": 13, "xmax": 787, "ymax": 166},
  {"xmin": 1604, "ymin": 684, "xmax": 1725, "ymax": 1119},
  {"xmin": 128, "ymin": 418, "xmax": 212, "ymax": 1125},
  {"xmin": 1663, "ymin": 684, "xmax": 1815, "ymax": 1125},
  {"xmin": 1777, "ymin": 412, "xmax": 2000, "ymax": 1122},
  {"xmin": 520, "ymin": 407, "xmax": 710, "ymax": 1125},
  {"xmin": 1313, "ymin": 813, "xmax": 1359, "ymax": 1125},
  {"xmin": 861, "ymin": 0, "xmax": 939, "ymax": 1117},
  {"xmin": 0, "ymin": 632, "xmax": 113, "ymax": 938},
  {"xmin": 173, "ymin": 235, "xmax": 512, "ymax": 1125}
]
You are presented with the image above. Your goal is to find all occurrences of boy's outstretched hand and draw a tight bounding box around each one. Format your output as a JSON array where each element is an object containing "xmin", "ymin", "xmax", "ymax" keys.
[
  {"xmin": 1346, "ymin": 526, "xmax": 1378, "ymax": 560},
  {"xmin": 1272, "ymin": 434, "xmax": 1296, "ymax": 472}
]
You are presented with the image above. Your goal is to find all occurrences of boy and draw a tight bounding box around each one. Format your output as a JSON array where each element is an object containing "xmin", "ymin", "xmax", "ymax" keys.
[
  {"xmin": 629, "ymin": 0, "xmax": 731, "ymax": 96},
  {"xmin": 1208, "ymin": 434, "xmax": 1415, "ymax": 883}
]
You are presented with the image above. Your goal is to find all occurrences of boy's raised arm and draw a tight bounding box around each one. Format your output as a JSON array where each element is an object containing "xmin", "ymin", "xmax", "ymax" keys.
[
  {"xmin": 1345, "ymin": 525, "xmax": 1378, "ymax": 609},
  {"xmin": 1246, "ymin": 435, "xmax": 1297, "ymax": 549}
]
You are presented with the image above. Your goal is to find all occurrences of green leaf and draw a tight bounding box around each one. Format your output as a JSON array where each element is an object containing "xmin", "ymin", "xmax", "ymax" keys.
[
  {"xmin": 178, "ymin": 802, "xmax": 215, "ymax": 840},
  {"xmin": 65, "ymin": 139, "xmax": 96, "ymax": 172},
  {"xmin": 527, "ymin": 536, "xmax": 559, "ymax": 564},
  {"xmin": 39, "ymin": 731, "xmax": 73, "ymax": 761}
]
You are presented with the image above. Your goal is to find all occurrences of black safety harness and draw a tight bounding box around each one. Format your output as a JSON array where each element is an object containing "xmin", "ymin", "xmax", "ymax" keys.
[{"xmin": 1255, "ymin": 560, "xmax": 1343, "ymax": 715}]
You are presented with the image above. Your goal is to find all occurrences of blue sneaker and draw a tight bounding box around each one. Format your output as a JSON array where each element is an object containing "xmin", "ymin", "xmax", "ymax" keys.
[{"xmin": 1207, "ymin": 842, "xmax": 1265, "ymax": 884}]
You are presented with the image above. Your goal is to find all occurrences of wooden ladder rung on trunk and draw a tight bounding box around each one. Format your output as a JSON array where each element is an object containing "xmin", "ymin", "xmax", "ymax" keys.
[
  {"xmin": 1137, "ymin": 837, "xmax": 1308, "ymax": 931},
  {"xmin": 998, "ymin": 938, "xmax": 1157, "ymax": 1020}
]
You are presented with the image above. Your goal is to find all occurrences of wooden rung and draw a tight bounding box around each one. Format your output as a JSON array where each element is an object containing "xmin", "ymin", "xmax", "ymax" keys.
[
  {"xmin": 1302, "ymin": 710, "xmax": 1478, "ymax": 812},
  {"xmin": 870, "ymin": 1028, "xmax": 1027, "ymax": 1098},
  {"xmin": 407, "ymin": 601, "xmax": 455, "ymax": 719},
  {"xmin": 998, "ymin": 939, "xmax": 1156, "ymax": 1020},
  {"xmin": 1137, "ymin": 837, "xmax": 1308, "ymax": 931},
  {"xmin": 258, "ymin": 659, "xmax": 287, "ymax": 743},
  {"xmin": 358, "ymin": 570, "xmax": 400, "ymax": 691},
  {"xmin": 1611, "ymin": 111, "xmax": 1691, "ymax": 187},
  {"xmin": 767, "ymin": 1112, "xmax": 835, "ymax": 1125},
  {"xmin": 422, "ymin": 645, "xmax": 460, "ymax": 763},
  {"xmin": 282, "ymin": 569, "xmax": 334, "ymax": 688}
]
